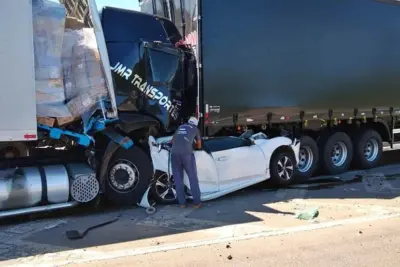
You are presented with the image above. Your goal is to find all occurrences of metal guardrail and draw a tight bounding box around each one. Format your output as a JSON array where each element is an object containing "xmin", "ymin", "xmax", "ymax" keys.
[{"xmin": 59, "ymin": 0, "xmax": 93, "ymax": 27}]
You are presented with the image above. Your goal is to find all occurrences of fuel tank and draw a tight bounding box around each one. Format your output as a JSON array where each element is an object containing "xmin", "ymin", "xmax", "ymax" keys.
[
  {"xmin": 100, "ymin": 7, "xmax": 186, "ymax": 132},
  {"xmin": 0, "ymin": 164, "xmax": 98, "ymax": 211}
]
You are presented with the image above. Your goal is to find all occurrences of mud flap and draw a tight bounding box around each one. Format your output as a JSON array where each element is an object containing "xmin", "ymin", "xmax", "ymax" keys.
[{"xmin": 102, "ymin": 127, "xmax": 134, "ymax": 150}]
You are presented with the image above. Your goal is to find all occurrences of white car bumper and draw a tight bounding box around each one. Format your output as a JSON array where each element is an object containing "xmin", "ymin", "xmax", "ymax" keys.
[{"xmin": 291, "ymin": 138, "xmax": 301, "ymax": 166}]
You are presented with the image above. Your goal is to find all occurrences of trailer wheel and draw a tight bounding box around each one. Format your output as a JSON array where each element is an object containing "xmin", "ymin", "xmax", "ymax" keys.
[
  {"xmin": 105, "ymin": 146, "xmax": 152, "ymax": 206},
  {"xmin": 150, "ymin": 171, "xmax": 178, "ymax": 205},
  {"xmin": 296, "ymin": 136, "xmax": 319, "ymax": 181},
  {"xmin": 269, "ymin": 148, "xmax": 296, "ymax": 187},
  {"xmin": 319, "ymin": 132, "xmax": 353, "ymax": 175},
  {"xmin": 352, "ymin": 129, "xmax": 382, "ymax": 169}
]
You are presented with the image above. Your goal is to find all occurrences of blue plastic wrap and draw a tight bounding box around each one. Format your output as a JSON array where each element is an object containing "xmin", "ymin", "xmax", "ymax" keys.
[{"xmin": 32, "ymin": 0, "xmax": 66, "ymax": 80}]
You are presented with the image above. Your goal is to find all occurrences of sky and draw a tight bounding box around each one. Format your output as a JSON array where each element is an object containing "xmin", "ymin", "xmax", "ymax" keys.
[
  {"xmin": 49, "ymin": 0, "xmax": 140, "ymax": 11},
  {"xmin": 95, "ymin": 0, "xmax": 139, "ymax": 10}
]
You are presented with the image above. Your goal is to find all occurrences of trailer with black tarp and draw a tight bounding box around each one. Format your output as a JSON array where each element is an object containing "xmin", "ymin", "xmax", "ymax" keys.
[{"xmin": 140, "ymin": 0, "xmax": 400, "ymax": 178}]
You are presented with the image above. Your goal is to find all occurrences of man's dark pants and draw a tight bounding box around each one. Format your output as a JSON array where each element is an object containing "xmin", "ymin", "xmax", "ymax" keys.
[{"xmin": 171, "ymin": 153, "xmax": 201, "ymax": 205}]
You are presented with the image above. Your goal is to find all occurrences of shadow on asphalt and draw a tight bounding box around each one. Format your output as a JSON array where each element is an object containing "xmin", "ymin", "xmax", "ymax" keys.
[{"xmin": 0, "ymin": 151, "xmax": 399, "ymax": 261}]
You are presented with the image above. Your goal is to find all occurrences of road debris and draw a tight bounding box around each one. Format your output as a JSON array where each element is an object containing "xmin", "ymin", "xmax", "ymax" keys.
[
  {"xmin": 44, "ymin": 219, "xmax": 67, "ymax": 230},
  {"xmin": 227, "ymin": 255, "xmax": 233, "ymax": 260},
  {"xmin": 295, "ymin": 207, "xmax": 319, "ymax": 220},
  {"xmin": 65, "ymin": 217, "xmax": 119, "ymax": 240}
]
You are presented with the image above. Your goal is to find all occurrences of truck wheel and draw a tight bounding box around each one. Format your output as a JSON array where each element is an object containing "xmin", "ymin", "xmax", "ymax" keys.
[
  {"xmin": 296, "ymin": 136, "xmax": 319, "ymax": 181},
  {"xmin": 352, "ymin": 129, "xmax": 382, "ymax": 169},
  {"xmin": 319, "ymin": 132, "xmax": 353, "ymax": 175},
  {"xmin": 105, "ymin": 146, "xmax": 152, "ymax": 206},
  {"xmin": 269, "ymin": 148, "xmax": 296, "ymax": 187},
  {"xmin": 150, "ymin": 171, "xmax": 178, "ymax": 205}
]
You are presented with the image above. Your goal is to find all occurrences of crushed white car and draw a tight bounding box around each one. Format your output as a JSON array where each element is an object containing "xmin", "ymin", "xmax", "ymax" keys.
[{"xmin": 148, "ymin": 131, "xmax": 300, "ymax": 204}]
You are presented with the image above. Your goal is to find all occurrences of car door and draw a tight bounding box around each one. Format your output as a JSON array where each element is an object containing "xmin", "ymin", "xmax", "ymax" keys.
[
  {"xmin": 184, "ymin": 150, "xmax": 219, "ymax": 194},
  {"xmin": 209, "ymin": 137, "xmax": 267, "ymax": 191}
]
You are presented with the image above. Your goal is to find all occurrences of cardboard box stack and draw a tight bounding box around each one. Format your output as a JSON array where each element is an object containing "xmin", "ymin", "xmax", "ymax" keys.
[
  {"xmin": 33, "ymin": 0, "xmax": 109, "ymax": 128},
  {"xmin": 33, "ymin": 0, "xmax": 67, "ymax": 125},
  {"xmin": 63, "ymin": 28, "xmax": 109, "ymax": 119}
]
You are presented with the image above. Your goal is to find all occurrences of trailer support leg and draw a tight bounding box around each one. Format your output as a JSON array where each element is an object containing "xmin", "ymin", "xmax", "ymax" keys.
[
  {"xmin": 233, "ymin": 113, "xmax": 238, "ymax": 132},
  {"xmin": 353, "ymin": 108, "xmax": 358, "ymax": 126},
  {"xmin": 267, "ymin": 112, "xmax": 272, "ymax": 129},
  {"xmin": 328, "ymin": 109, "xmax": 333, "ymax": 128},
  {"xmin": 390, "ymin": 107, "xmax": 394, "ymax": 148}
]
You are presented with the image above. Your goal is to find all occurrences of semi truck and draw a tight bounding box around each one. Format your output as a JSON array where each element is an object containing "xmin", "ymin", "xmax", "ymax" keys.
[
  {"xmin": 139, "ymin": 0, "xmax": 400, "ymax": 180},
  {"xmin": 2, "ymin": 0, "xmax": 400, "ymax": 218},
  {"xmin": 0, "ymin": 0, "xmax": 197, "ymax": 218}
]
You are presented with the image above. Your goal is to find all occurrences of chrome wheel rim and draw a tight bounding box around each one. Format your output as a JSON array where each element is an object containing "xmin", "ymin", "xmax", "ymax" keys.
[
  {"xmin": 109, "ymin": 159, "xmax": 140, "ymax": 192},
  {"xmin": 277, "ymin": 156, "xmax": 294, "ymax": 180},
  {"xmin": 364, "ymin": 138, "xmax": 379, "ymax": 162},
  {"xmin": 330, "ymin": 141, "xmax": 348, "ymax": 167},
  {"xmin": 155, "ymin": 173, "xmax": 177, "ymax": 201},
  {"xmin": 298, "ymin": 146, "xmax": 314, "ymax": 173}
]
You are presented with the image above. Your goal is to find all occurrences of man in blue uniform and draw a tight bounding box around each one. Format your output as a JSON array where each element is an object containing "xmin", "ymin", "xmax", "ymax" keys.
[{"xmin": 170, "ymin": 116, "xmax": 202, "ymax": 208}]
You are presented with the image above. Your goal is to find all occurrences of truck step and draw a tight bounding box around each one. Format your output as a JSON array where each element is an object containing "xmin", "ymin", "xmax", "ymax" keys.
[{"xmin": 0, "ymin": 201, "xmax": 78, "ymax": 219}]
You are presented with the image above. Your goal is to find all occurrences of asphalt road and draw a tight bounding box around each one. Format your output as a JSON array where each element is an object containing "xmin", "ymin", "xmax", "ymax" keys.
[
  {"xmin": 73, "ymin": 217, "xmax": 400, "ymax": 267},
  {"xmin": 0, "ymin": 151, "xmax": 399, "ymax": 266}
]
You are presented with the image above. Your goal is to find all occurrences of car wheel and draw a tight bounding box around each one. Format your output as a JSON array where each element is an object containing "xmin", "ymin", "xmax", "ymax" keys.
[
  {"xmin": 352, "ymin": 129, "xmax": 382, "ymax": 169},
  {"xmin": 150, "ymin": 171, "xmax": 178, "ymax": 205},
  {"xmin": 319, "ymin": 131, "xmax": 353, "ymax": 175},
  {"xmin": 105, "ymin": 146, "xmax": 152, "ymax": 206},
  {"xmin": 295, "ymin": 135, "xmax": 319, "ymax": 181},
  {"xmin": 269, "ymin": 149, "xmax": 296, "ymax": 187}
]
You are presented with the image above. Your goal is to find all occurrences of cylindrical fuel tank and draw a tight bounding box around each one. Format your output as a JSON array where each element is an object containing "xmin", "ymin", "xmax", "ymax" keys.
[{"xmin": 0, "ymin": 165, "xmax": 70, "ymax": 211}]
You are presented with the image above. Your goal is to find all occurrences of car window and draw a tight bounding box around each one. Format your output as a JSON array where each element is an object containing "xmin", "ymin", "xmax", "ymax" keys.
[{"xmin": 204, "ymin": 137, "xmax": 249, "ymax": 153}]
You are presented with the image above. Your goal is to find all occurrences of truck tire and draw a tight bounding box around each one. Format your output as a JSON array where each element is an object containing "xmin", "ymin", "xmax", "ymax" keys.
[
  {"xmin": 296, "ymin": 135, "xmax": 319, "ymax": 181},
  {"xmin": 150, "ymin": 171, "xmax": 178, "ymax": 205},
  {"xmin": 352, "ymin": 129, "xmax": 382, "ymax": 169},
  {"xmin": 319, "ymin": 131, "xmax": 353, "ymax": 175},
  {"xmin": 269, "ymin": 148, "xmax": 296, "ymax": 187},
  {"xmin": 105, "ymin": 146, "xmax": 152, "ymax": 206}
]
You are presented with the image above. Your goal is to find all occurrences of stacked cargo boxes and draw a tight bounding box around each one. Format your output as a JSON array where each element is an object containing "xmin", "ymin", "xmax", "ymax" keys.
[{"xmin": 33, "ymin": 0, "xmax": 108, "ymax": 128}]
